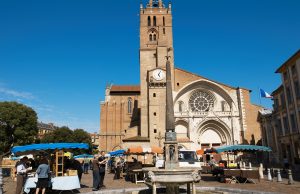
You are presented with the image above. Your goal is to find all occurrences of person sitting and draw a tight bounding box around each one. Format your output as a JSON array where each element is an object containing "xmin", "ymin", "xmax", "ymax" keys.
[{"xmin": 35, "ymin": 158, "xmax": 50, "ymax": 194}]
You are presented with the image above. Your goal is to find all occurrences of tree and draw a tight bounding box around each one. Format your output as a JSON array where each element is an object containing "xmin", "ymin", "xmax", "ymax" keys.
[
  {"xmin": 41, "ymin": 126, "xmax": 73, "ymax": 143},
  {"xmin": 41, "ymin": 127, "xmax": 92, "ymax": 154},
  {"xmin": 0, "ymin": 101, "xmax": 38, "ymax": 155}
]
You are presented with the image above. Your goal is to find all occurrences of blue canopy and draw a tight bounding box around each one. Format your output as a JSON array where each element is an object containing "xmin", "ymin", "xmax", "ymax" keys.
[
  {"xmin": 74, "ymin": 154, "xmax": 94, "ymax": 159},
  {"xmin": 109, "ymin": 149, "xmax": 125, "ymax": 156},
  {"xmin": 215, "ymin": 145, "xmax": 272, "ymax": 153},
  {"xmin": 12, "ymin": 143, "xmax": 89, "ymax": 156}
]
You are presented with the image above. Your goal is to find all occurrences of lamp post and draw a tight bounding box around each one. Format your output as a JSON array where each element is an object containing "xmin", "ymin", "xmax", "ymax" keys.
[{"xmin": 0, "ymin": 120, "xmax": 14, "ymax": 194}]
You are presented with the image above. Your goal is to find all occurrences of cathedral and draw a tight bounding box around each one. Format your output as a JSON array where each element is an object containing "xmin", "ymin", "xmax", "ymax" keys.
[{"xmin": 99, "ymin": 0, "xmax": 262, "ymax": 152}]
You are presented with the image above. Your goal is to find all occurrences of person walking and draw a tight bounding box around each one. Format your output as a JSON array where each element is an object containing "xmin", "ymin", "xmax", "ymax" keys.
[
  {"xmin": 92, "ymin": 156, "xmax": 100, "ymax": 191},
  {"xmin": 16, "ymin": 156, "xmax": 31, "ymax": 194},
  {"xmin": 98, "ymin": 151, "xmax": 107, "ymax": 189},
  {"xmin": 35, "ymin": 158, "xmax": 50, "ymax": 194},
  {"xmin": 83, "ymin": 156, "xmax": 89, "ymax": 174}
]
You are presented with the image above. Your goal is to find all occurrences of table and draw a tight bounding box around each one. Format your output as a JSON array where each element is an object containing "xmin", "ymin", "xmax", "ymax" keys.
[
  {"xmin": 223, "ymin": 169, "xmax": 259, "ymax": 184},
  {"xmin": 223, "ymin": 169, "xmax": 241, "ymax": 183},
  {"xmin": 241, "ymin": 169, "xmax": 259, "ymax": 184},
  {"xmin": 24, "ymin": 176, "xmax": 81, "ymax": 193},
  {"xmin": 131, "ymin": 169, "xmax": 145, "ymax": 184}
]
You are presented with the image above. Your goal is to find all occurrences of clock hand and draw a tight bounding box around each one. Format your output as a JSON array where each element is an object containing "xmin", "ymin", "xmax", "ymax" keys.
[{"xmin": 158, "ymin": 72, "xmax": 161, "ymax": 77}]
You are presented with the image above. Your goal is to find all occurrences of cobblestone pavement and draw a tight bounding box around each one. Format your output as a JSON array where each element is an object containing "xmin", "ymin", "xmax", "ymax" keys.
[{"xmin": 3, "ymin": 171, "xmax": 300, "ymax": 194}]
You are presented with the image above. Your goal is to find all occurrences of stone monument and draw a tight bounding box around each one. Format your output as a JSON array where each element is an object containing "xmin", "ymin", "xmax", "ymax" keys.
[{"xmin": 164, "ymin": 58, "xmax": 179, "ymax": 170}]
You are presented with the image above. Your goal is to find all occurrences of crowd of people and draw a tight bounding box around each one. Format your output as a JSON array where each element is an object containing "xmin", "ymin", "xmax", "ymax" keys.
[
  {"xmin": 15, "ymin": 156, "xmax": 50, "ymax": 194},
  {"xmin": 14, "ymin": 151, "xmax": 132, "ymax": 193}
]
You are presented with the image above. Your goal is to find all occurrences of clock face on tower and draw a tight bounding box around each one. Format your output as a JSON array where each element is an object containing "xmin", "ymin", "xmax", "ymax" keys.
[{"xmin": 152, "ymin": 69, "xmax": 165, "ymax": 81}]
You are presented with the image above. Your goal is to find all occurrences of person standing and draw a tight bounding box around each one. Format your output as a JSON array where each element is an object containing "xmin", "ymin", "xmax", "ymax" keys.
[
  {"xmin": 71, "ymin": 159, "xmax": 83, "ymax": 183},
  {"xmin": 98, "ymin": 151, "xmax": 107, "ymax": 189},
  {"xmin": 35, "ymin": 158, "xmax": 50, "ymax": 194},
  {"xmin": 83, "ymin": 156, "xmax": 89, "ymax": 174},
  {"xmin": 113, "ymin": 157, "xmax": 121, "ymax": 180},
  {"xmin": 16, "ymin": 156, "xmax": 30, "ymax": 194},
  {"xmin": 92, "ymin": 156, "xmax": 100, "ymax": 191}
]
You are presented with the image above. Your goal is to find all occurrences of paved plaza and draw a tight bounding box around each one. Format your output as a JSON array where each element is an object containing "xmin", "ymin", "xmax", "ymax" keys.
[{"xmin": 3, "ymin": 170, "xmax": 300, "ymax": 194}]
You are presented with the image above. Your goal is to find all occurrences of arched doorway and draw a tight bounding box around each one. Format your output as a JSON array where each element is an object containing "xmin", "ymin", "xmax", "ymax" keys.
[{"xmin": 197, "ymin": 120, "xmax": 232, "ymax": 149}]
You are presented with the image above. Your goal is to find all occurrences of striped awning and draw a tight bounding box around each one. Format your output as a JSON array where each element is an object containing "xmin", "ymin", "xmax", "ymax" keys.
[
  {"xmin": 125, "ymin": 146, "xmax": 163, "ymax": 154},
  {"xmin": 215, "ymin": 145, "xmax": 272, "ymax": 153},
  {"xmin": 12, "ymin": 143, "xmax": 89, "ymax": 156}
]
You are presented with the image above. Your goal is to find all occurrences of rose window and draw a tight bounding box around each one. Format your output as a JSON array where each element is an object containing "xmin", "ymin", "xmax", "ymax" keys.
[{"xmin": 189, "ymin": 90, "xmax": 214, "ymax": 112}]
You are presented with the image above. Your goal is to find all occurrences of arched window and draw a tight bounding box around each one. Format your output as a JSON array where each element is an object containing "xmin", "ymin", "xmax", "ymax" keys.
[
  {"xmin": 153, "ymin": 16, "xmax": 156, "ymax": 26},
  {"xmin": 153, "ymin": 34, "xmax": 157, "ymax": 41},
  {"xmin": 149, "ymin": 34, "xmax": 153, "ymax": 41},
  {"xmin": 148, "ymin": 16, "xmax": 151, "ymax": 26},
  {"xmin": 163, "ymin": 16, "xmax": 165, "ymax": 26},
  {"xmin": 128, "ymin": 98, "xmax": 132, "ymax": 114}
]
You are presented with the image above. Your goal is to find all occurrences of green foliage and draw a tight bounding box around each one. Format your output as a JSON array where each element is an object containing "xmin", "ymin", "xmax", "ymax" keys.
[
  {"xmin": 41, "ymin": 127, "xmax": 92, "ymax": 154},
  {"xmin": 0, "ymin": 101, "xmax": 38, "ymax": 155}
]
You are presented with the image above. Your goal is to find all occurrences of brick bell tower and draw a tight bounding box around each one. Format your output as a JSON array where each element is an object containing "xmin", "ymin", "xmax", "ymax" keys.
[{"xmin": 139, "ymin": 0, "xmax": 175, "ymax": 145}]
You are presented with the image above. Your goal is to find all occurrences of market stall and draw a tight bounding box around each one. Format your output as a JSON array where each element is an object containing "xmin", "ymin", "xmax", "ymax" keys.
[{"xmin": 11, "ymin": 143, "xmax": 89, "ymax": 193}]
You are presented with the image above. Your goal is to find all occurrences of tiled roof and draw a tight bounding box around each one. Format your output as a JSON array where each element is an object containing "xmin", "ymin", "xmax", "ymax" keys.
[
  {"xmin": 122, "ymin": 136, "xmax": 150, "ymax": 142},
  {"xmin": 110, "ymin": 85, "xmax": 140, "ymax": 93},
  {"xmin": 37, "ymin": 122, "xmax": 57, "ymax": 130},
  {"xmin": 276, "ymin": 49, "xmax": 300, "ymax": 73}
]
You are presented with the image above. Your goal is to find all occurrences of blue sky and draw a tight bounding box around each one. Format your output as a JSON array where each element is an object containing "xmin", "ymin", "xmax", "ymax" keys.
[{"xmin": 0, "ymin": 0, "xmax": 299, "ymax": 133}]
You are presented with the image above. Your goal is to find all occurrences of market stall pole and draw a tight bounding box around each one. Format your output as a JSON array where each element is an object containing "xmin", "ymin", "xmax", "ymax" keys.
[{"xmin": 55, "ymin": 150, "xmax": 64, "ymax": 177}]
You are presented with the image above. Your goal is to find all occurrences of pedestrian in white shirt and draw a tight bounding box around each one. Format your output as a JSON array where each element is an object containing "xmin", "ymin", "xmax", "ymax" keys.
[{"xmin": 16, "ymin": 157, "xmax": 30, "ymax": 194}]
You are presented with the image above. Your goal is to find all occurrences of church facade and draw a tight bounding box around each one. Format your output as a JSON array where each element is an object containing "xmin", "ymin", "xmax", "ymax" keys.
[{"xmin": 99, "ymin": 0, "xmax": 262, "ymax": 152}]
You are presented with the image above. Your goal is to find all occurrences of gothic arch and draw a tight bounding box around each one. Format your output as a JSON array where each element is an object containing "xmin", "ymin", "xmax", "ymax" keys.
[
  {"xmin": 197, "ymin": 119, "xmax": 232, "ymax": 145},
  {"xmin": 112, "ymin": 145, "xmax": 122, "ymax": 151},
  {"xmin": 174, "ymin": 79, "xmax": 237, "ymax": 111},
  {"xmin": 148, "ymin": 28, "xmax": 158, "ymax": 34}
]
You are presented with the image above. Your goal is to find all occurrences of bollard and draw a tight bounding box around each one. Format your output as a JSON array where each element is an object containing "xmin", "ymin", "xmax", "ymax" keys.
[
  {"xmin": 277, "ymin": 169, "xmax": 282, "ymax": 182},
  {"xmin": 288, "ymin": 169, "xmax": 294, "ymax": 185},
  {"xmin": 259, "ymin": 163, "xmax": 264, "ymax": 179},
  {"xmin": 249, "ymin": 162, "xmax": 252, "ymax": 169},
  {"xmin": 267, "ymin": 168, "xmax": 272, "ymax": 181},
  {"xmin": 242, "ymin": 162, "xmax": 246, "ymax": 168}
]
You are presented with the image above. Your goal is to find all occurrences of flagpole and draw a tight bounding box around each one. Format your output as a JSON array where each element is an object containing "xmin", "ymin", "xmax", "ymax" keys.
[{"xmin": 258, "ymin": 87, "xmax": 262, "ymax": 107}]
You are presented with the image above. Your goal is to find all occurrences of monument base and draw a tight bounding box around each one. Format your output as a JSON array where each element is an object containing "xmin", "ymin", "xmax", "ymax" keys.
[{"xmin": 164, "ymin": 141, "xmax": 179, "ymax": 169}]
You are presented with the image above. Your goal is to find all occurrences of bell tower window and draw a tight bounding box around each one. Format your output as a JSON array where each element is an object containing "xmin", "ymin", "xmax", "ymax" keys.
[
  {"xmin": 148, "ymin": 28, "xmax": 157, "ymax": 42},
  {"xmin": 148, "ymin": 16, "xmax": 151, "ymax": 26},
  {"xmin": 153, "ymin": 16, "xmax": 157, "ymax": 26},
  {"xmin": 163, "ymin": 16, "xmax": 165, "ymax": 26}
]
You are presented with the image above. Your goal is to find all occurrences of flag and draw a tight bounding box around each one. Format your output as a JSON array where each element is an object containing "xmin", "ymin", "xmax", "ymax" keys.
[{"xmin": 260, "ymin": 88, "xmax": 272, "ymax": 98}]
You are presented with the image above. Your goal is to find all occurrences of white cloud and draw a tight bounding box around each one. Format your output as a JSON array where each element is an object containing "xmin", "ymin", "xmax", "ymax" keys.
[{"xmin": 0, "ymin": 87, "xmax": 35, "ymax": 100}]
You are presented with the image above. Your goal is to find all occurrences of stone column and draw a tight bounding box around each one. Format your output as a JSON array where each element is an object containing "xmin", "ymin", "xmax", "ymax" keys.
[
  {"xmin": 152, "ymin": 183, "xmax": 157, "ymax": 194},
  {"xmin": 192, "ymin": 182, "xmax": 196, "ymax": 194}
]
